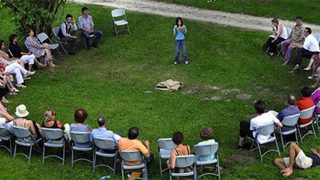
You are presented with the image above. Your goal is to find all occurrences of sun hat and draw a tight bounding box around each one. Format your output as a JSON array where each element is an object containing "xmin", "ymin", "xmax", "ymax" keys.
[{"xmin": 15, "ymin": 104, "xmax": 29, "ymax": 118}]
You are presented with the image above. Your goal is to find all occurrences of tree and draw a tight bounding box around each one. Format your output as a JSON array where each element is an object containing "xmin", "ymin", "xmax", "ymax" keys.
[{"xmin": 0, "ymin": 0, "xmax": 66, "ymax": 36}]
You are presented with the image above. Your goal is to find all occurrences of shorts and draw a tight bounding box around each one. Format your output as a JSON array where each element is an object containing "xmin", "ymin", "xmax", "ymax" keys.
[{"xmin": 284, "ymin": 151, "xmax": 313, "ymax": 169}]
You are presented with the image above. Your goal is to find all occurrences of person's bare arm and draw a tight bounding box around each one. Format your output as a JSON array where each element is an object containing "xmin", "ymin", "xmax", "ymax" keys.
[
  {"xmin": 0, "ymin": 111, "xmax": 14, "ymax": 123},
  {"xmin": 310, "ymin": 148, "xmax": 320, "ymax": 157}
]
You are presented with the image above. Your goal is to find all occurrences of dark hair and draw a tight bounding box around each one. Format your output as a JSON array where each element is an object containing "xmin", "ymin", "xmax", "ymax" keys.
[
  {"xmin": 295, "ymin": 16, "xmax": 302, "ymax": 20},
  {"xmin": 175, "ymin": 17, "xmax": 183, "ymax": 27},
  {"xmin": 305, "ymin": 27, "xmax": 312, "ymax": 34},
  {"xmin": 66, "ymin": 14, "xmax": 73, "ymax": 19},
  {"xmin": 0, "ymin": 40, "xmax": 4, "ymax": 50},
  {"xmin": 81, "ymin": 7, "xmax": 88, "ymax": 12},
  {"xmin": 74, "ymin": 108, "xmax": 88, "ymax": 123},
  {"xmin": 128, "ymin": 126, "xmax": 139, "ymax": 139},
  {"xmin": 97, "ymin": 116, "xmax": 106, "ymax": 127},
  {"xmin": 287, "ymin": 95, "xmax": 296, "ymax": 105},
  {"xmin": 254, "ymin": 100, "xmax": 266, "ymax": 114},
  {"xmin": 25, "ymin": 28, "xmax": 33, "ymax": 36},
  {"xmin": 200, "ymin": 128, "xmax": 213, "ymax": 140},
  {"xmin": 301, "ymin": 87, "xmax": 312, "ymax": 97},
  {"xmin": 271, "ymin": 18, "xmax": 279, "ymax": 24},
  {"xmin": 172, "ymin": 131, "xmax": 184, "ymax": 145},
  {"xmin": 9, "ymin": 34, "xmax": 17, "ymax": 45}
]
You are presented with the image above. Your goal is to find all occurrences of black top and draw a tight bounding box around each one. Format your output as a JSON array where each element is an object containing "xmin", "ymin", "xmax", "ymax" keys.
[
  {"xmin": 8, "ymin": 43, "xmax": 22, "ymax": 58},
  {"xmin": 42, "ymin": 120, "xmax": 61, "ymax": 129},
  {"xmin": 307, "ymin": 152, "xmax": 320, "ymax": 167}
]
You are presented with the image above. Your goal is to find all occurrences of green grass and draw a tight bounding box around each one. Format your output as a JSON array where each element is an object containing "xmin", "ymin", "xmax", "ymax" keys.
[
  {"xmin": 0, "ymin": 2, "xmax": 319, "ymax": 180},
  {"xmin": 152, "ymin": 0, "xmax": 320, "ymax": 24}
]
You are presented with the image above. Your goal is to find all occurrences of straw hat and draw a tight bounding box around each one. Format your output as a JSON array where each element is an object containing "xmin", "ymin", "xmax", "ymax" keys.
[{"xmin": 15, "ymin": 104, "xmax": 29, "ymax": 118}]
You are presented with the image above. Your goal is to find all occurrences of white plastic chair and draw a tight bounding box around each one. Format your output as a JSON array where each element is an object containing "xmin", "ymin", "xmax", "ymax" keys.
[
  {"xmin": 12, "ymin": 125, "xmax": 42, "ymax": 164},
  {"xmin": 249, "ymin": 123, "xmax": 280, "ymax": 162},
  {"xmin": 120, "ymin": 150, "xmax": 147, "ymax": 180},
  {"xmin": 279, "ymin": 113, "xmax": 300, "ymax": 151},
  {"xmin": 193, "ymin": 143, "xmax": 220, "ymax": 180},
  {"xmin": 111, "ymin": 8, "xmax": 130, "ymax": 36},
  {"xmin": 41, "ymin": 128, "xmax": 66, "ymax": 164},
  {"xmin": 169, "ymin": 155, "xmax": 197, "ymax": 180},
  {"xmin": 93, "ymin": 137, "xmax": 117, "ymax": 174},
  {"xmin": 37, "ymin": 32, "xmax": 62, "ymax": 55},
  {"xmin": 297, "ymin": 106, "xmax": 316, "ymax": 141},
  {"xmin": 286, "ymin": 27, "xmax": 292, "ymax": 38},
  {"xmin": 70, "ymin": 131, "xmax": 94, "ymax": 169},
  {"xmin": 157, "ymin": 138, "xmax": 176, "ymax": 176},
  {"xmin": 313, "ymin": 34, "xmax": 320, "ymax": 43},
  {"xmin": 51, "ymin": 27, "xmax": 68, "ymax": 55},
  {"xmin": 0, "ymin": 126, "xmax": 12, "ymax": 155}
]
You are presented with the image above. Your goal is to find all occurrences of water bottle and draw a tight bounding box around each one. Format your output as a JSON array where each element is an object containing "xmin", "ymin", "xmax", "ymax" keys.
[{"xmin": 99, "ymin": 175, "xmax": 110, "ymax": 180}]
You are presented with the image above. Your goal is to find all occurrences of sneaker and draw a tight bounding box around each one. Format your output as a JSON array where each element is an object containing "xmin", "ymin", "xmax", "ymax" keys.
[
  {"xmin": 16, "ymin": 84, "xmax": 27, "ymax": 88},
  {"xmin": 12, "ymin": 88, "xmax": 19, "ymax": 93},
  {"xmin": 174, "ymin": 61, "xmax": 178, "ymax": 65},
  {"xmin": 268, "ymin": 52, "xmax": 274, "ymax": 56},
  {"xmin": 1, "ymin": 97, "xmax": 9, "ymax": 104},
  {"xmin": 308, "ymin": 75, "xmax": 314, "ymax": 80},
  {"xmin": 282, "ymin": 60, "xmax": 289, "ymax": 66},
  {"xmin": 27, "ymin": 71, "xmax": 36, "ymax": 76},
  {"xmin": 23, "ymin": 77, "xmax": 31, "ymax": 80},
  {"xmin": 184, "ymin": 61, "xmax": 189, "ymax": 65},
  {"xmin": 303, "ymin": 67, "xmax": 311, "ymax": 71}
]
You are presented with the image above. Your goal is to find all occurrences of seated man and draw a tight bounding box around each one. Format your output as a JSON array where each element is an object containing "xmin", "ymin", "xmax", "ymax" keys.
[
  {"xmin": 274, "ymin": 142, "xmax": 320, "ymax": 177},
  {"xmin": 296, "ymin": 87, "xmax": 314, "ymax": 125},
  {"xmin": 78, "ymin": 7, "xmax": 103, "ymax": 50},
  {"xmin": 276, "ymin": 95, "xmax": 300, "ymax": 132},
  {"xmin": 58, "ymin": 14, "xmax": 78, "ymax": 55},
  {"xmin": 291, "ymin": 27, "xmax": 320, "ymax": 72},
  {"xmin": 237, "ymin": 100, "xmax": 283, "ymax": 149},
  {"xmin": 90, "ymin": 116, "xmax": 121, "ymax": 153}
]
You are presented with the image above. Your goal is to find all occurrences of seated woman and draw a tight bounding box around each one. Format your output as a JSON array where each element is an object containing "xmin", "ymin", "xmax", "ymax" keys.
[
  {"xmin": 196, "ymin": 128, "xmax": 216, "ymax": 161},
  {"xmin": 42, "ymin": 109, "xmax": 70, "ymax": 140},
  {"xmin": 70, "ymin": 108, "xmax": 91, "ymax": 147},
  {"xmin": 0, "ymin": 101, "xmax": 14, "ymax": 131},
  {"xmin": 13, "ymin": 104, "xmax": 41, "ymax": 139},
  {"xmin": 168, "ymin": 131, "xmax": 191, "ymax": 171},
  {"xmin": 24, "ymin": 28, "xmax": 55, "ymax": 67},
  {"xmin": 0, "ymin": 60, "xmax": 19, "ymax": 95},
  {"xmin": 9, "ymin": 34, "xmax": 45, "ymax": 71}
]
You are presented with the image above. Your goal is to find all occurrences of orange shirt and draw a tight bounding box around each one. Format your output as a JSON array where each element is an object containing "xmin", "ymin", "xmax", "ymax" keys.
[
  {"xmin": 296, "ymin": 97, "xmax": 314, "ymax": 125},
  {"xmin": 118, "ymin": 138, "xmax": 149, "ymax": 165}
]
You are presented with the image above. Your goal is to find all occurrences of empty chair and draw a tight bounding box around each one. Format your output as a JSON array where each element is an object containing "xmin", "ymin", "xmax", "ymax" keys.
[
  {"xmin": 157, "ymin": 138, "xmax": 176, "ymax": 176},
  {"xmin": 120, "ymin": 150, "xmax": 147, "ymax": 180},
  {"xmin": 0, "ymin": 126, "xmax": 12, "ymax": 155},
  {"xmin": 249, "ymin": 123, "xmax": 280, "ymax": 161},
  {"xmin": 297, "ymin": 106, "xmax": 316, "ymax": 141},
  {"xmin": 51, "ymin": 27, "xmax": 68, "ymax": 55},
  {"xmin": 41, "ymin": 128, "xmax": 66, "ymax": 164},
  {"xmin": 169, "ymin": 155, "xmax": 197, "ymax": 180},
  {"xmin": 93, "ymin": 137, "xmax": 117, "ymax": 174},
  {"xmin": 111, "ymin": 8, "xmax": 130, "ymax": 36},
  {"xmin": 37, "ymin": 32, "xmax": 62, "ymax": 55},
  {"xmin": 70, "ymin": 131, "xmax": 94, "ymax": 168},
  {"xmin": 279, "ymin": 114, "xmax": 300, "ymax": 151},
  {"xmin": 12, "ymin": 125, "xmax": 42, "ymax": 164},
  {"xmin": 193, "ymin": 143, "xmax": 221, "ymax": 179}
]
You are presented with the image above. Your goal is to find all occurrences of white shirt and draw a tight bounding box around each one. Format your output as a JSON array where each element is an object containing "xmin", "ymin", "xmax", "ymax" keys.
[
  {"xmin": 250, "ymin": 112, "xmax": 280, "ymax": 143},
  {"xmin": 278, "ymin": 23, "xmax": 288, "ymax": 39},
  {"xmin": 303, "ymin": 34, "xmax": 320, "ymax": 52}
]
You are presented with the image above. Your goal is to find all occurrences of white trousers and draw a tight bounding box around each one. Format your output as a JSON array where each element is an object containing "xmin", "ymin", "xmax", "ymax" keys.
[
  {"xmin": 4, "ymin": 62, "xmax": 28, "ymax": 85},
  {"xmin": 20, "ymin": 54, "xmax": 35, "ymax": 65}
]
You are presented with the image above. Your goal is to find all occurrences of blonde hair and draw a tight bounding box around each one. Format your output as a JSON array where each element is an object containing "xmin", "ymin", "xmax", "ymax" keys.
[{"xmin": 44, "ymin": 109, "xmax": 53, "ymax": 122}]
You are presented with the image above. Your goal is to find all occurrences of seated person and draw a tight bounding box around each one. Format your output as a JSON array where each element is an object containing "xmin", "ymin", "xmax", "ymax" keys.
[
  {"xmin": 24, "ymin": 28, "xmax": 55, "ymax": 67},
  {"xmin": 238, "ymin": 100, "xmax": 283, "ymax": 149},
  {"xmin": 90, "ymin": 116, "xmax": 121, "ymax": 153},
  {"xmin": 263, "ymin": 18, "xmax": 287, "ymax": 56},
  {"xmin": 311, "ymin": 87, "xmax": 320, "ymax": 114},
  {"xmin": 13, "ymin": 104, "xmax": 41, "ymax": 139},
  {"xmin": 58, "ymin": 14, "xmax": 78, "ymax": 55},
  {"xmin": 296, "ymin": 87, "xmax": 314, "ymax": 125},
  {"xmin": 196, "ymin": 128, "xmax": 216, "ymax": 161},
  {"xmin": 276, "ymin": 95, "xmax": 300, "ymax": 132},
  {"xmin": 42, "ymin": 109, "xmax": 70, "ymax": 141},
  {"xmin": 168, "ymin": 131, "xmax": 191, "ymax": 170},
  {"xmin": 70, "ymin": 108, "xmax": 91, "ymax": 147},
  {"xmin": 274, "ymin": 142, "xmax": 320, "ymax": 177},
  {"xmin": 0, "ymin": 102, "xmax": 14, "ymax": 131}
]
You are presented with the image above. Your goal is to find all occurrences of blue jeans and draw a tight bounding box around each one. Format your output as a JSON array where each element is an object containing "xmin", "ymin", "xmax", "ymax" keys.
[
  {"xmin": 175, "ymin": 39, "xmax": 187, "ymax": 63},
  {"xmin": 82, "ymin": 30, "xmax": 103, "ymax": 48}
]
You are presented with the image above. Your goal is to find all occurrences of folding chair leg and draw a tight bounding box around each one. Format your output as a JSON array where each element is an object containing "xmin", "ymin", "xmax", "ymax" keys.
[
  {"xmin": 28, "ymin": 146, "xmax": 32, "ymax": 164},
  {"xmin": 127, "ymin": 24, "xmax": 131, "ymax": 34},
  {"xmin": 159, "ymin": 157, "xmax": 163, "ymax": 176},
  {"xmin": 257, "ymin": 143, "xmax": 263, "ymax": 162},
  {"xmin": 93, "ymin": 151, "xmax": 96, "ymax": 172},
  {"xmin": 9, "ymin": 138, "xmax": 12, "ymax": 156},
  {"xmin": 92, "ymin": 150, "xmax": 95, "ymax": 171},
  {"xmin": 121, "ymin": 167, "xmax": 125, "ymax": 180},
  {"xmin": 13, "ymin": 143, "xmax": 17, "ymax": 159},
  {"xmin": 217, "ymin": 160, "xmax": 221, "ymax": 180},
  {"xmin": 71, "ymin": 149, "xmax": 74, "ymax": 167},
  {"xmin": 280, "ymin": 134, "xmax": 285, "ymax": 151},
  {"xmin": 62, "ymin": 145, "xmax": 65, "ymax": 165},
  {"xmin": 193, "ymin": 165, "xmax": 197, "ymax": 180},
  {"xmin": 42, "ymin": 145, "xmax": 45, "ymax": 163},
  {"xmin": 312, "ymin": 123, "xmax": 317, "ymax": 138},
  {"xmin": 297, "ymin": 127, "xmax": 303, "ymax": 143},
  {"xmin": 275, "ymin": 137, "xmax": 281, "ymax": 156},
  {"xmin": 113, "ymin": 156, "xmax": 117, "ymax": 175},
  {"xmin": 169, "ymin": 169, "xmax": 172, "ymax": 180}
]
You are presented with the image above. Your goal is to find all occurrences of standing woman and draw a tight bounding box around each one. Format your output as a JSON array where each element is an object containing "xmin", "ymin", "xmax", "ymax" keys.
[
  {"xmin": 173, "ymin": 17, "xmax": 189, "ymax": 65},
  {"xmin": 24, "ymin": 28, "xmax": 55, "ymax": 67}
]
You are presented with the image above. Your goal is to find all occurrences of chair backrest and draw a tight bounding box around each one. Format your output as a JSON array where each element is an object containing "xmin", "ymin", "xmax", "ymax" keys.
[
  {"xmin": 37, "ymin": 32, "xmax": 49, "ymax": 43},
  {"xmin": 52, "ymin": 27, "xmax": 61, "ymax": 42},
  {"xmin": 256, "ymin": 123, "xmax": 275, "ymax": 136},
  {"xmin": 157, "ymin": 138, "xmax": 176, "ymax": 150},
  {"xmin": 120, "ymin": 150, "xmax": 142, "ymax": 162},
  {"xmin": 175, "ymin": 155, "xmax": 195, "ymax": 168},
  {"xmin": 193, "ymin": 143, "xmax": 218, "ymax": 156},
  {"xmin": 70, "ymin": 131, "xmax": 91, "ymax": 144},
  {"xmin": 286, "ymin": 27, "xmax": 292, "ymax": 37},
  {"xmin": 299, "ymin": 106, "xmax": 315, "ymax": 119},
  {"xmin": 111, "ymin": 9, "xmax": 126, "ymax": 18},
  {"xmin": 0, "ymin": 126, "xmax": 10, "ymax": 137},
  {"xmin": 93, "ymin": 138, "xmax": 116, "ymax": 150},
  {"xmin": 12, "ymin": 125, "xmax": 32, "ymax": 138},
  {"xmin": 313, "ymin": 34, "xmax": 320, "ymax": 43},
  {"xmin": 41, "ymin": 128, "xmax": 64, "ymax": 140},
  {"xmin": 281, "ymin": 113, "xmax": 300, "ymax": 126}
]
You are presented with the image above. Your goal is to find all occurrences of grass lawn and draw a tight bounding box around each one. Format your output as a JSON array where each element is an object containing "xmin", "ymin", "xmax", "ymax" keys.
[
  {"xmin": 152, "ymin": 0, "xmax": 320, "ymax": 25},
  {"xmin": 0, "ymin": 2, "xmax": 319, "ymax": 180}
]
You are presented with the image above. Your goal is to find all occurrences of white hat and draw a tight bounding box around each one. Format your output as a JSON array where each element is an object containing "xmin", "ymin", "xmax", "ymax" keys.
[{"xmin": 15, "ymin": 104, "xmax": 29, "ymax": 118}]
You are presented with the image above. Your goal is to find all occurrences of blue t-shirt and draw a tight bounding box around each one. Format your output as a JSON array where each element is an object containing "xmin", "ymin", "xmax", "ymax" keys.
[
  {"xmin": 277, "ymin": 106, "xmax": 300, "ymax": 132},
  {"xmin": 70, "ymin": 123, "xmax": 91, "ymax": 147},
  {"xmin": 173, "ymin": 25, "xmax": 187, "ymax": 40}
]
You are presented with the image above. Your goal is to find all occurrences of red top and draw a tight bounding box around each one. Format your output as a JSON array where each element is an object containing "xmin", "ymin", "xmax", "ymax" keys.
[{"xmin": 296, "ymin": 97, "xmax": 314, "ymax": 125}]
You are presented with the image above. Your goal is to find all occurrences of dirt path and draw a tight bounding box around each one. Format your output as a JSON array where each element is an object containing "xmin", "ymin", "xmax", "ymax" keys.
[{"xmin": 72, "ymin": 0, "xmax": 320, "ymax": 33}]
